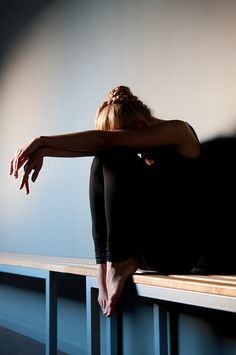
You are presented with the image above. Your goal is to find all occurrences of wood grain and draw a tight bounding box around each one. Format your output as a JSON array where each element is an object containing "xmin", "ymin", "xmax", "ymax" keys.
[{"xmin": 1, "ymin": 253, "xmax": 236, "ymax": 298}]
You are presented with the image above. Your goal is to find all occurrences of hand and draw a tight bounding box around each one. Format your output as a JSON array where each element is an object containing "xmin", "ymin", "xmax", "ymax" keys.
[
  {"xmin": 9, "ymin": 137, "xmax": 41, "ymax": 179},
  {"xmin": 19, "ymin": 151, "xmax": 44, "ymax": 194}
]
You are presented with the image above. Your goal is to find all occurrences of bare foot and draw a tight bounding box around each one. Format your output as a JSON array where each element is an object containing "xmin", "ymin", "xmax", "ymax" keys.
[
  {"xmin": 105, "ymin": 258, "xmax": 139, "ymax": 317},
  {"xmin": 97, "ymin": 263, "xmax": 108, "ymax": 314}
]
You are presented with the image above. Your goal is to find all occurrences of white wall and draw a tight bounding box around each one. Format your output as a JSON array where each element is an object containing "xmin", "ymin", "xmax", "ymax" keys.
[{"xmin": 1, "ymin": 0, "xmax": 236, "ymax": 257}]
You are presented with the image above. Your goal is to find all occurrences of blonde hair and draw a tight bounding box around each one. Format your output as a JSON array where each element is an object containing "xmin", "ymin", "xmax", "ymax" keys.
[{"xmin": 95, "ymin": 86, "xmax": 153, "ymax": 130}]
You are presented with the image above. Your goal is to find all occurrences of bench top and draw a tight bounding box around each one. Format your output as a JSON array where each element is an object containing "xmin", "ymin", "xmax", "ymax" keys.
[{"xmin": 1, "ymin": 252, "xmax": 236, "ymax": 299}]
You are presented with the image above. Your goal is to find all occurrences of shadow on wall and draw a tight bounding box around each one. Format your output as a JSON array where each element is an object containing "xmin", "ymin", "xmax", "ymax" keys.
[
  {"xmin": 195, "ymin": 135, "xmax": 236, "ymax": 274},
  {"xmin": 0, "ymin": 0, "xmax": 53, "ymax": 67}
]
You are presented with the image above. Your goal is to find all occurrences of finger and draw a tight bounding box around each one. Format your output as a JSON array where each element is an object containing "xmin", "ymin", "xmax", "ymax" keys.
[
  {"xmin": 31, "ymin": 168, "xmax": 39, "ymax": 182},
  {"xmin": 18, "ymin": 156, "xmax": 28, "ymax": 171},
  {"xmin": 14, "ymin": 165, "xmax": 18, "ymax": 179},
  {"xmin": 13, "ymin": 152, "xmax": 28, "ymax": 178},
  {"xmin": 13, "ymin": 151, "xmax": 20, "ymax": 178},
  {"xmin": 19, "ymin": 174, "xmax": 27, "ymax": 190},
  {"xmin": 15, "ymin": 156, "xmax": 29, "ymax": 177},
  {"xmin": 20, "ymin": 174, "xmax": 30, "ymax": 195},
  {"xmin": 13, "ymin": 157, "xmax": 21, "ymax": 178},
  {"xmin": 31, "ymin": 161, "xmax": 42, "ymax": 182},
  {"xmin": 20, "ymin": 164, "xmax": 31, "ymax": 192},
  {"xmin": 9, "ymin": 159, "xmax": 13, "ymax": 175},
  {"xmin": 25, "ymin": 177, "xmax": 29, "ymax": 195},
  {"xmin": 19, "ymin": 178, "xmax": 23, "ymax": 190}
]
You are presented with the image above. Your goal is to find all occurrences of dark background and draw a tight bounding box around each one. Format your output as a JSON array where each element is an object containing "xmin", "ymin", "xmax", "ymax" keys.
[{"xmin": 0, "ymin": 0, "xmax": 53, "ymax": 67}]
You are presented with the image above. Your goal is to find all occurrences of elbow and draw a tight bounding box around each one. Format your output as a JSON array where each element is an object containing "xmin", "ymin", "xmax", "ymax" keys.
[
  {"xmin": 179, "ymin": 121, "xmax": 201, "ymax": 158},
  {"xmin": 193, "ymin": 138, "xmax": 201, "ymax": 157},
  {"xmin": 187, "ymin": 123, "xmax": 201, "ymax": 158}
]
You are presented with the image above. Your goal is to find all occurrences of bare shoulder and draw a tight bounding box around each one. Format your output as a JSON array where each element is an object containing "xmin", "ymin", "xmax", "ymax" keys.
[
  {"xmin": 151, "ymin": 119, "xmax": 200, "ymax": 158},
  {"xmin": 150, "ymin": 117, "xmax": 166, "ymax": 125},
  {"xmin": 151, "ymin": 117, "xmax": 186, "ymax": 128}
]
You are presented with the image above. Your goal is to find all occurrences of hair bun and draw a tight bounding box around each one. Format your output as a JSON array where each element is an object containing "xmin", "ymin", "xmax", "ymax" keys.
[{"xmin": 108, "ymin": 86, "xmax": 136, "ymax": 104}]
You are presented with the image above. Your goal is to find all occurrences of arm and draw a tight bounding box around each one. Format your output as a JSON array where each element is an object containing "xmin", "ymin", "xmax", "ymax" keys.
[
  {"xmin": 33, "ymin": 120, "xmax": 200, "ymax": 157},
  {"xmin": 10, "ymin": 119, "xmax": 200, "ymax": 191}
]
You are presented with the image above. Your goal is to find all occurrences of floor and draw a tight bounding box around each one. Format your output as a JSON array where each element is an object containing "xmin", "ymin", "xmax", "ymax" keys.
[{"xmin": 0, "ymin": 326, "xmax": 67, "ymax": 355}]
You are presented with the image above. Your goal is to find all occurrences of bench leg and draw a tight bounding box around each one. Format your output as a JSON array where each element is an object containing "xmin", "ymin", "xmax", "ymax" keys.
[
  {"xmin": 86, "ymin": 277, "xmax": 100, "ymax": 355},
  {"xmin": 106, "ymin": 313, "xmax": 118, "ymax": 355},
  {"xmin": 45, "ymin": 271, "xmax": 57, "ymax": 355},
  {"xmin": 153, "ymin": 303, "xmax": 177, "ymax": 355}
]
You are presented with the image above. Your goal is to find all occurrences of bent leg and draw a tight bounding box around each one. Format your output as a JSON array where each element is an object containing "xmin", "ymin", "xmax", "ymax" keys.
[
  {"xmin": 89, "ymin": 156, "xmax": 107, "ymax": 264},
  {"xmin": 89, "ymin": 156, "xmax": 108, "ymax": 313},
  {"xmin": 101, "ymin": 151, "xmax": 144, "ymax": 316},
  {"xmin": 102, "ymin": 151, "xmax": 144, "ymax": 263},
  {"xmin": 89, "ymin": 153, "xmax": 143, "ymax": 315},
  {"xmin": 90, "ymin": 152, "xmax": 147, "ymax": 316}
]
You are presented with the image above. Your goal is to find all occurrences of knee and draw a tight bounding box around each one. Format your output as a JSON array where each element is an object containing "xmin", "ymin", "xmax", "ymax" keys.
[
  {"xmin": 102, "ymin": 150, "xmax": 141, "ymax": 172},
  {"xmin": 91, "ymin": 151, "xmax": 142, "ymax": 182},
  {"xmin": 90, "ymin": 156, "xmax": 104, "ymax": 175}
]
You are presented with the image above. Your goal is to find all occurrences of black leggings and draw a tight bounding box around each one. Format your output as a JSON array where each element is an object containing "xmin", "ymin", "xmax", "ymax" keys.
[{"xmin": 89, "ymin": 151, "xmax": 202, "ymax": 274}]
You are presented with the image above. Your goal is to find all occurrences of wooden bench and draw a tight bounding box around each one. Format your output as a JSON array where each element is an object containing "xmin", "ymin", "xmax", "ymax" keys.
[{"xmin": 1, "ymin": 252, "xmax": 236, "ymax": 355}]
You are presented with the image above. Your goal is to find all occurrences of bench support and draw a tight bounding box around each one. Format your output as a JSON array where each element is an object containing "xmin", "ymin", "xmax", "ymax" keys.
[
  {"xmin": 45, "ymin": 271, "xmax": 57, "ymax": 355},
  {"xmin": 1, "ymin": 255, "xmax": 236, "ymax": 355},
  {"xmin": 0, "ymin": 265, "xmax": 57, "ymax": 355}
]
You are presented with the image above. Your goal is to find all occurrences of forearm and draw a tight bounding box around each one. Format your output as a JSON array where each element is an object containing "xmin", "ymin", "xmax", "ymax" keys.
[
  {"xmin": 38, "ymin": 130, "xmax": 106, "ymax": 154},
  {"xmin": 38, "ymin": 146, "xmax": 97, "ymax": 158},
  {"xmin": 38, "ymin": 124, "xmax": 179, "ymax": 153}
]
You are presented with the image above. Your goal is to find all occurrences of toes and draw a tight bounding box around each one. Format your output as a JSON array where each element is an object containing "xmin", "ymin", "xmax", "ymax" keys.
[
  {"xmin": 105, "ymin": 297, "xmax": 117, "ymax": 317},
  {"xmin": 98, "ymin": 298, "xmax": 106, "ymax": 313},
  {"xmin": 105, "ymin": 304, "xmax": 112, "ymax": 317},
  {"xmin": 102, "ymin": 301, "xmax": 108, "ymax": 314}
]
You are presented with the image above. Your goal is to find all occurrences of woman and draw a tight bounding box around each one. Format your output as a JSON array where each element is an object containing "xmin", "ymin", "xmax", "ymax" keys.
[{"xmin": 10, "ymin": 86, "xmax": 201, "ymax": 317}]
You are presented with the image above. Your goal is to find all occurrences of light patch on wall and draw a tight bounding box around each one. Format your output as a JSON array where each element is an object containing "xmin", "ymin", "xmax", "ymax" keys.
[
  {"xmin": 1, "ymin": 0, "xmax": 236, "ymax": 257},
  {"xmin": 0, "ymin": 0, "xmax": 94, "ymax": 257}
]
